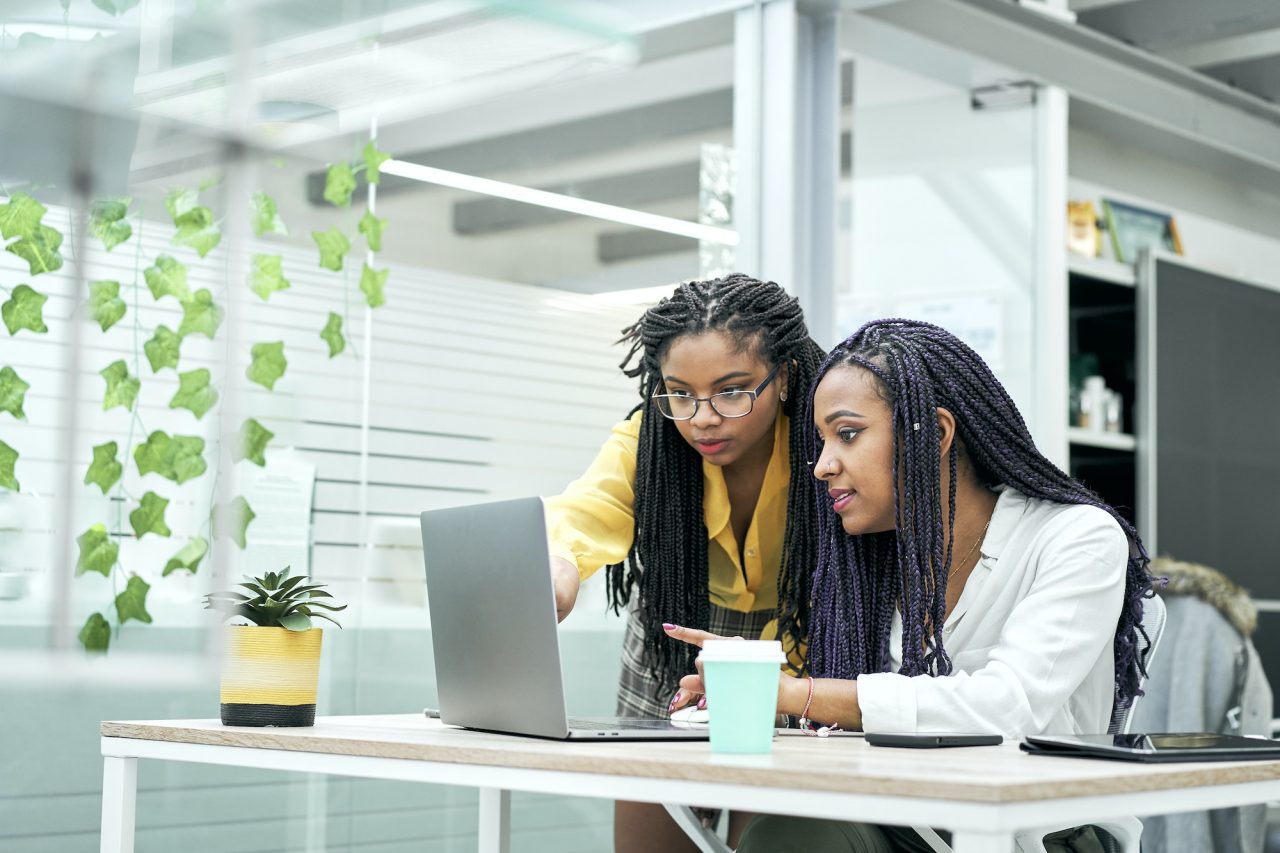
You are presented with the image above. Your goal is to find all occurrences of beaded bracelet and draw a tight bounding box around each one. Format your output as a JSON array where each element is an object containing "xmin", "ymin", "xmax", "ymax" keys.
[{"xmin": 798, "ymin": 676, "xmax": 842, "ymax": 737}]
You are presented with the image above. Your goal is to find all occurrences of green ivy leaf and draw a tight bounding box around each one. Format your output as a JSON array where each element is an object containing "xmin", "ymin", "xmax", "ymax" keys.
[
  {"xmin": 7, "ymin": 224, "xmax": 65, "ymax": 275},
  {"xmin": 212, "ymin": 496, "xmax": 256, "ymax": 549},
  {"xmin": 172, "ymin": 211, "xmax": 222, "ymax": 258},
  {"xmin": 360, "ymin": 263, "xmax": 388, "ymax": 308},
  {"xmin": 163, "ymin": 537, "xmax": 209, "ymax": 576},
  {"xmin": 0, "ymin": 192, "xmax": 46, "ymax": 240},
  {"xmin": 312, "ymin": 227, "xmax": 351, "ymax": 271},
  {"xmin": 249, "ymin": 253, "xmax": 290, "ymax": 301},
  {"xmin": 324, "ymin": 162, "xmax": 357, "ymax": 208},
  {"xmin": 2, "ymin": 284, "xmax": 49, "ymax": 335},
  {"xmin": 177, "ymin": 289, "xmax": 223, "ymax": 339},
  {"xmin": 235, "ymin": 417, "xmax": 274, "ymax": 466},
  {"xmin": 0, "ymin": 366, "xmax": 30, "ymax": 420},
  {"xmin": 84, "ymin": 441, "xmax": 122, "ymax": 494},
  {"xmin": 76, "ymin": 524, "xmax": 118, "ymax": 576},
  {"xmin": 78, "ymin": 612, "xmax": 110, "ymax": 653},
  {"xmin": 165, "ymin": 188, "xmax": 199, "ymax": 221},
  {"xmin": 115, "ymin": 575, "xmax": 153, "ymax": 625},
  {"xmin": 89, "ymin": 280, "xmax": 127, "ymax": 331},
  {"xmin": 134, "ymin": 430, "xmax": 207, "ymax": 484},
  {"xmin": 144, "ymin": 325, "xmax": 182, "ymax": 373},
  {"xmin": 246, "ymin": 341, "xmax": 287, "ymax": 390},
  {"xmin": 363, "ymin": 141, "xmax": 391, "ymax": 185},
  {"xmin": 358, "ymin": 210, "xmax": 387, "ymax": 253},
  {"xmin": 251, "ymin": 191, "xmax": 288, "ymax": 237},
  {"xmin": 100, "ymin": 360, "xmax": 140, "ymax": 412},
  {"xmin": 320, "ymin": 311, "xmax": 345, "ymax": 358},
  {"xmin": 129, "ymin": 491, "xmax": 171, "ymax": 540},
  {"xmin": 144, "ymin": 254, "xmax": 191, "ymax": 302},
  {"xmin": 18, "ymin": 32, "xmax": 56, "ymax": 50},
  {"xmin": 90, "ymin": 198, "xmax": 133, "ymax": 251},
  {"xmin": 0, "ymin": 439, "xmax": 17, "ymax": 491},
  {"xmin": 169, "ymin": 367, "xmax": 219, "ymax": 419},
  {"xmin": 93, "ymin": 0, "xmax": 141, "ymax": 16},
  {"xmin": 166, "ymin": 188, "xmax": 221, "ymax": 257}
]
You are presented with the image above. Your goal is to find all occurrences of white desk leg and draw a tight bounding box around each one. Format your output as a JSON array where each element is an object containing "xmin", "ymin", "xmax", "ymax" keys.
[
  {"xmin": 478, "ymin": 787, "xmax": 510, "ymax": 853},
  {"xmin": 100, "ymin": 756, "xmax": 138, "ymax": 853},
  {"xmin": 950, "ymin": 830, "xmax": 1014, "ymax": 853}
]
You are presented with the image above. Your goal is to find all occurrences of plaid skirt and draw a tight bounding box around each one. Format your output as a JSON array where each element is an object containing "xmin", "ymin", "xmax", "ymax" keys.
[{"xmin": 616, "ymin": 599, "xmax": 777, "ymax": 718}]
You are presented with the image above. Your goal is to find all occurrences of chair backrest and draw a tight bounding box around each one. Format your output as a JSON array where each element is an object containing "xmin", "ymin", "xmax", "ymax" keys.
[{"xmin": 1108, "ymin": 593, "xmax": 1168, "ymax": 735}]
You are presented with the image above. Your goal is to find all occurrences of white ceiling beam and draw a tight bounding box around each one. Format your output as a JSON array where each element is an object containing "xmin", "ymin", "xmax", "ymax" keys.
[
  {"xmin": 862, "ymin": 0, "xmax": 1280, "ymax": 175},
  {"xmin": 1157, "ymin": 28, "xmax": 1280, "ymax": 69},
  {"xmin": 1067, "ymin": 0, "xmax": 1141, "ymax": 11}
]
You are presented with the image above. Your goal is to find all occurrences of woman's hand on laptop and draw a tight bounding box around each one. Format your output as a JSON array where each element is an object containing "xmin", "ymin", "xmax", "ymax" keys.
[
  {"xmin": 663, "ymin": 624, "xmax": 738, "ymax": 713},
  {"xmin": 550, "ymin": 556, "xmax": 580, "ymax": 622}
]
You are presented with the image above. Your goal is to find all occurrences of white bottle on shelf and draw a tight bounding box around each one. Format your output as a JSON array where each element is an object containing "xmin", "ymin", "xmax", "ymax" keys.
[{"xmin": 1080, "ymin": 375, "xmax": 1108, "ymax": 431}]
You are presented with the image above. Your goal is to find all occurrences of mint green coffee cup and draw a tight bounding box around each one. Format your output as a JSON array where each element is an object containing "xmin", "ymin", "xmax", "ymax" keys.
[{"xmin": 700, "ymin": 639, "xmax": 785, "ymax": 754}]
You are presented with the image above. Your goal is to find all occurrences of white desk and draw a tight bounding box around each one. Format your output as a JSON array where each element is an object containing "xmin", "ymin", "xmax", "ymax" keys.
[{"xmin": 100, "ymin": 714, "xmax": 1280, "ymax": 853}]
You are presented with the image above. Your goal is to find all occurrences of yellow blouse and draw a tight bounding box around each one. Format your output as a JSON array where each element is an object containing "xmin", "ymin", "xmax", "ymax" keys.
[{"xmin": 545, "ymin": 409, "xmax": 792, "ymax": 613}]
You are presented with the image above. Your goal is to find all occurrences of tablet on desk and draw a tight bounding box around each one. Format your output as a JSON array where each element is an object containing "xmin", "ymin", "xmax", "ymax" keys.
[
  {"xmin": 1021, "ymin": 733, "xmax": 1280, "ymax": 762},
  {"xmin": 866, "ymin": 732, "xmax": 1002, "ymax": 748}
]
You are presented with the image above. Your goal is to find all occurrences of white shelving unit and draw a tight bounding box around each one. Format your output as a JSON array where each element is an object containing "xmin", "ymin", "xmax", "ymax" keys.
[
  {"xmin": 1067, "ymin": 427, "xmax": 1137, "ymax": 451},
  {"xmin": 1067, "ymin": 254, "xmax": 1136, "ymax": 287},
  {"xmin": 1067, "ymin": 255, "xmax": 1140, "ymax": 524}
]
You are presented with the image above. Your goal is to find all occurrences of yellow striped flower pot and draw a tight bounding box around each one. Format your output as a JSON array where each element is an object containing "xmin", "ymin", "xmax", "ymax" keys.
[{"xmin": 220, "ymin": 626, "xmax": 323, "ymax": 727}]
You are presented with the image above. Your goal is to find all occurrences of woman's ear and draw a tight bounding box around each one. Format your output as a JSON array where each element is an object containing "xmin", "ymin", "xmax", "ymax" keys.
[{"xmin": 936, "ymin": 406, "xmax": 957, "ymax": 458}]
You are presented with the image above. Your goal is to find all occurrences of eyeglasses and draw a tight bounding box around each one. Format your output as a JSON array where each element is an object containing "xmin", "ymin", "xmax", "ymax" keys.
[{"xmin": 652, "ymin": 365, "xmax": 781, "ymax": 421}]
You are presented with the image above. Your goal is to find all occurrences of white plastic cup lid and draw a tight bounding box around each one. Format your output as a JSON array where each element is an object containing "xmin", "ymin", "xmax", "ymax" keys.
[{"xmin": 698, "ymin": 639, "xmax": 786, "ymax": 663}]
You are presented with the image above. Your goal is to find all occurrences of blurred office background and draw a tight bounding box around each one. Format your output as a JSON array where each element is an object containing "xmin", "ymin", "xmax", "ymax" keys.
[{"xmin": 3, "ymin": 0, "xmax": 1280, "ymax": 850}]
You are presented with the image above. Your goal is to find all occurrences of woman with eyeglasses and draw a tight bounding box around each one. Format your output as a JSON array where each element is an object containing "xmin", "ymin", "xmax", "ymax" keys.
[{"xmin": 546, "ymin": 273, "xmax": 825, "ymax": 852}]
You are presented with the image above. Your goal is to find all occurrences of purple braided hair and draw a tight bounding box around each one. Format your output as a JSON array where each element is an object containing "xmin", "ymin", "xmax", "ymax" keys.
[{"xmin": 805, "ymin": 319, "xmax": 1154, "ymax": 710}]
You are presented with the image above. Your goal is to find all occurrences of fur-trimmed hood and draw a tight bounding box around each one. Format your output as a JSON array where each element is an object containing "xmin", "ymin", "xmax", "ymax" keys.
[{"xmin": 1150, "ymin": 557, "xmax": 1258, "ymax": 636}]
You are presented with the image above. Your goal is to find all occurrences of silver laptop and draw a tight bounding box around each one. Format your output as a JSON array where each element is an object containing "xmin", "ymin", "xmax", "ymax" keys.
[{"xmin": 420, "ymin": 496, "xmax": 709, "ymax": 741}]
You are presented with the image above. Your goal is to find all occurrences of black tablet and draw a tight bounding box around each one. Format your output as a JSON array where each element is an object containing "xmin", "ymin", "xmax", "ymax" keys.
[
  {"xmin": 1021, "ymin": 733, "xmax": 1280, "ymax": 763},
  {"xmin": 867, "ymin": 732, "xmax": 1002, "ymax": 748}
]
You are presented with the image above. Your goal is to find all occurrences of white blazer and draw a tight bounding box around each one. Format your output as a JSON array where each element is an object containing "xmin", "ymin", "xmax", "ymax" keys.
[{"xmin": 857, "ymin": 487, "xmax": 1129, "ymax": 737}]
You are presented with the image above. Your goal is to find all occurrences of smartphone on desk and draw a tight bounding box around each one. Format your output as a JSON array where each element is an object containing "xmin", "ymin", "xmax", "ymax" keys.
[{"xmin": 866, "ymin": 732, "xmax": 1002, "ymax": 748}]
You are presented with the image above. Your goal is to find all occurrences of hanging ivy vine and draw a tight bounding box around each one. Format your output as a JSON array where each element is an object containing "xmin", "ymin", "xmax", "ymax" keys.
[{"xmin": 0, "ymin": 136, "xmax": 391, "ymax": 652}]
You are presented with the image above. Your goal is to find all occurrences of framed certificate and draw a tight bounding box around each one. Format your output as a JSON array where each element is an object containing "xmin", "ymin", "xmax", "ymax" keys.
[{"xmin": 1101, "ymin": 198, "xmax": 1184, "ymax": 263}]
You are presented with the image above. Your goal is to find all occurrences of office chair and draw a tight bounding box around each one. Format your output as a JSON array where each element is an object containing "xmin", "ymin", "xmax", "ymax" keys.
[{"xmin": 662, "ymin": 593, "xmax": 1168, "ymax": 853}]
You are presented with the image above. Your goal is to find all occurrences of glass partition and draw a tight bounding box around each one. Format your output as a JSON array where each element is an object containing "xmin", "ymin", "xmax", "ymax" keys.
[{"xmin": 1, "ymin": 2, "xmax": 736, "ymax": 850}]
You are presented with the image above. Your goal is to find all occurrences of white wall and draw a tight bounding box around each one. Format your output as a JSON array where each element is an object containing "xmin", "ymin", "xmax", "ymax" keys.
[{"xmin": 840, "ymin": 80, "xmax": 1038, "ymax": 425}]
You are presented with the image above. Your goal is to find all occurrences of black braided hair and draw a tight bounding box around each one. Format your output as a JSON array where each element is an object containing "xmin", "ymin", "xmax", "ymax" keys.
[
  {"xmin": 805, "ymin": 319, "xmax": 1154, "ymax": 711},
  {"xmin": 610, "ymin": 273, "xmax": 826, "ymax": 699}
]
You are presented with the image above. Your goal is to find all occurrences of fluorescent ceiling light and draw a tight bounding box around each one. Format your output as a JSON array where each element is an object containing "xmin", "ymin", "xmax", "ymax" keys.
[
  {"xmin": 381, "ymin": 159, "xmax": 739, "ymax": 246},
  {"xmin": 589, "ymin": 283, "xmax": 676, "ymax": 305}
]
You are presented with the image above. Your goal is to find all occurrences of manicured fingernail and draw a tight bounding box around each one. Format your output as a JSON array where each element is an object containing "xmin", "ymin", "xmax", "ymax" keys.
[
  {"xmin": 663, "ymin": 623, "xmax": 677, "ymax": 631},
  {"xmin": 697, "ymin": 696, "xmax": 707, "ymax": 710},
  {"xmin": 668, "ymin": 691, "xmax": 681, "ymax": 713}
]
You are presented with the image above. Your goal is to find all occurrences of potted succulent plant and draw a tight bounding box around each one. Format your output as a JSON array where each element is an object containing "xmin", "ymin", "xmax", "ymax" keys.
[{"xmin": 204, "ymin": 567, "xmax": 347, "ymax": 727}]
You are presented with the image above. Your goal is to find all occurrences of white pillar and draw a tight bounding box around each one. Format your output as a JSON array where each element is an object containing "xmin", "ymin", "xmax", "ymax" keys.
[
  {"xmin": 1032, "ymin": 82, "xmax": 1070, "ymax": 467},
  {"xmin": 734, "ymin": 0, "xmax": 841, "ymax": 345}
]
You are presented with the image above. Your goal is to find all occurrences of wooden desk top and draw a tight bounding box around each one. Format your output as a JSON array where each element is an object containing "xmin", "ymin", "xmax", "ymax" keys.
[{"xmin": 102, "ymin": 715, "xmax": 1280, "ymax": 804}]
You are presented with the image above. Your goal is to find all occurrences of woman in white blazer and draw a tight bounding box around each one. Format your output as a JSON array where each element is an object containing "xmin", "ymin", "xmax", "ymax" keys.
[{"xmin": 668, "ymin": 319, "xmax": 1156, "ymax": 853}]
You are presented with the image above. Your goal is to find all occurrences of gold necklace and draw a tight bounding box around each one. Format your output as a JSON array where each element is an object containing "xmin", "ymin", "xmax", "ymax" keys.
[{"xmin": 948, "ymin": 515, "xmax": 993, "ymax": 582}]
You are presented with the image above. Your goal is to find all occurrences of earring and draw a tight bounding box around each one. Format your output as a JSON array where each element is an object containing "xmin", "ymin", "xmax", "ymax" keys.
[{"xmin": 780, "ymin": 391, "xmax": 788, "ymax": 402}]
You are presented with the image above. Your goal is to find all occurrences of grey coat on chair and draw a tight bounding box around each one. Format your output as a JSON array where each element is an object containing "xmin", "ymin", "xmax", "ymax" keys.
[{"xmin": 1129, "ymin": 559, "xmax": 1273, "ymax": 853}]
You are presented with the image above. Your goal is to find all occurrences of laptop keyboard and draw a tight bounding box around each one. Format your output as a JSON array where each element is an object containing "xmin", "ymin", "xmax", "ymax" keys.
[{"xmin": 567, "ymin": 717, "xmax": 687, "ymax": 731}]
